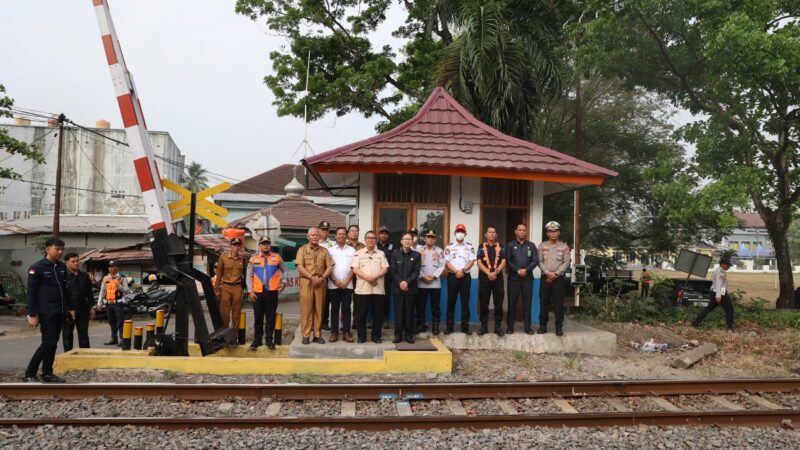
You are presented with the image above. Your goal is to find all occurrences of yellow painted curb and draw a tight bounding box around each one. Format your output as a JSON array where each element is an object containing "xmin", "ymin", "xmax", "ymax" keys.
[{"xmin": 54, "ymin": 339, "xmax": 452, "ymax": 375}]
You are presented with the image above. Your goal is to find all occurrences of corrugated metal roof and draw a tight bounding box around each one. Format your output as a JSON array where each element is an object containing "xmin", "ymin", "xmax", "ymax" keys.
[
  {"xmin": 0, "ymin": 215, "xmax": 149, "ymax": 235},
  {"xmin": 305, "ymin": 87, "xmax": 617, "ymax": 182}
]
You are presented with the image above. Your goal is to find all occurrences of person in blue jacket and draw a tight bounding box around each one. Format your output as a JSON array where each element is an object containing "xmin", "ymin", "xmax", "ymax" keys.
[{"xmin": 23, "ymin": 238, "xmax": 75, "ymax": 383}]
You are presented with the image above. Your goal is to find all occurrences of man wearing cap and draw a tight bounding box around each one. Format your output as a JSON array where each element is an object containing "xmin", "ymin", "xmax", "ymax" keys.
[
  {"xmin": 246, "ymin": 236, "xmax": 287, "ymax": 350},
  {"xmin": 408, "ymin": 227, "xmax": 424, "ymax": 252},
  {"xmin": 23, "ymin": 238, "xmax": 75, "ymax": 382},
  {"xmin": 444, "ymin": 224, "xmax": 476, "ymax": 334},
  {"xmin": 538, "ymin": 221, "xmax": 571, "ymax": 336},
  {"xmin": 327, "ymin": 227, "xmax": 356, "ymax": 342},
  {"xmin": 213, "ymin": 237, "xmax": 248, "ymax": 329},
  {"xmin": 351, "ymin": 230, "xmax": 389, "ymax": 343},
  {"xmin": 97, "ymin": 260, "xmax": 129, "ymax": 346},
  {"xmin": 417, "ymin": 230, "xmax": 445, "ymax": 334},
  {"xmin": 692, "ymin": 258, "xmax": 735, "ymax": 332},
  {"xmin": 477, "ymin": 226, "xmax": 507, "ymax": 336},
  {"xmin": 506, "ymin": 223, "xmax": 539, "ymax": 335},
  {"xmin": 296, "ymin": 227, "xmax": 334, "ymax": 344},
  {"xmin": 377, "ymin": 226, "xmax": 394, "ymax": 329},
  {"xmin": 318, "ymin": 221, "xmax": 335, "ymax": 331}
]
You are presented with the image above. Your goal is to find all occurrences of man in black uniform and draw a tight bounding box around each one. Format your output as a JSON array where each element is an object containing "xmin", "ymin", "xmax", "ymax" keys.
[
  {"xmin": 391, "ymin": 233, "xmax": 421, "ymax": 344},
  {"xmin": 376, "ymin": 226, "xmax": 394, "ymax": 328},
  {"xmin": 62, "ymin": 252, "xmax": 94, "ymax": 351},
  {"xmin": 505, "ymin": 224, "xmax": 538, "ymax": 335},
  {"xmin": 476, "ymin": 226, "xmax": 506, "ymax": 336},
  {"xmin": 23, "ymin": 238, "xmax": 75, "ymax": 383}
]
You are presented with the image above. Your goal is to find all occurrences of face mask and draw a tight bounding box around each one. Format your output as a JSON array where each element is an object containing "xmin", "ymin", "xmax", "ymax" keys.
[{"xmin": 455, "ymin": 232, "xmax": 466, "ymax": 240}]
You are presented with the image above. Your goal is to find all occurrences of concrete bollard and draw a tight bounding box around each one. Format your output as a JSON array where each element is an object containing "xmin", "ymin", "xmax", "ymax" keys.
[
  {"xmin": 274, "ymin": 313, "xmax": 283, "ymax": 346},
  {"xmin": 238, "ymin": 311, "xmax": 246, "ymax": 345},
  {"xmin": 143, "ymin": 323, "xmax": 155, "ymax": 349},
  {"xmin": 133, "ymin": 326, "xmax": 143, "ymax": 350},
  {"xmin": 121, "ymin": 320, "xmax": 133, "ymax": 351},
  {"xmin": 155, "ymin": 310, "xmax": 165, "ymax": 335}
]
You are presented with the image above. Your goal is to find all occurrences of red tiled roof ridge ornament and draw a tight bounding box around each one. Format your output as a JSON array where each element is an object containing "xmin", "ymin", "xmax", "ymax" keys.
[{"xmin": 304, "ymin": 86, "xmax": 618, "ymax": 185}]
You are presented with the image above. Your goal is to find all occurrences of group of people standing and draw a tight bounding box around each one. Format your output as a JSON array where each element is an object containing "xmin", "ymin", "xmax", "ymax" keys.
[{"xmin": 296, "ymin": 219, "xmax": 573, "ymax": 346}]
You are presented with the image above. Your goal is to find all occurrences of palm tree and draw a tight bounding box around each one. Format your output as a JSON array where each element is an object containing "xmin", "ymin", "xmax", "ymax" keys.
[
  {"xmin": 435, "ymin": 0, "xmax": 564, "ymax": 140},
  {"xmin": 183, "ymin": 161, "xmax": 209, "ymax": 193}
]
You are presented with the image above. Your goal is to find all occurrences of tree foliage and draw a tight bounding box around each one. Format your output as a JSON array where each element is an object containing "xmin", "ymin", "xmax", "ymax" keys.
[
  {"xmin": 582, "ymin": 0, "xmax": 800, "ymax": 307},
  {"xmin": 183, "ymin": 161, "xmax": 209, "ymax": 193},
  {"xmin": 0, "ymin": 84, "xmax": 44, "ymax": 179}
]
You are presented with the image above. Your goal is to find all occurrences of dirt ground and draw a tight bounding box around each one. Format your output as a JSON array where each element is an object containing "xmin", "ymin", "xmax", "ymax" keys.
[{"xmin": 636, "ymin": 270, "xmax": 800, "ymax": 308}]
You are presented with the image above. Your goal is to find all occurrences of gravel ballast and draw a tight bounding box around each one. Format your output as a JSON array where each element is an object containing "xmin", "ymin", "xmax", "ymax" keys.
[{"xmin": 1, "ymin": 425, "xmax": 799, "ymax": 449}]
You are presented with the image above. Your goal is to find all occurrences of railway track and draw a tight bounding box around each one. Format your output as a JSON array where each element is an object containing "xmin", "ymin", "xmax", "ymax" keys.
[{"xmin": 0, "ymin": 378, "xmax": 798, "ymax": 430}]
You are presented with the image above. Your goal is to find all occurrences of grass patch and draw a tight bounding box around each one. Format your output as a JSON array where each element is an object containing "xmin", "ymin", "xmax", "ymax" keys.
[
  {"xmin": 512, "ymin": 350, "xmax": 527, "ymax": 361},
  {"xmin": 563, "ymin": 354, "xmax": 580, "ymax": 371},
  {"xmin": 287, "ymin": 373, "xmax": 323, "ymax": 384}
]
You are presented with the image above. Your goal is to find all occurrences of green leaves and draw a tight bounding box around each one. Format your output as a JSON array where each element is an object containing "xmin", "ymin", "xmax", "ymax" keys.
[{"xmin": 1, "ymin": 84, "xmax": 44, "ymax": 180}]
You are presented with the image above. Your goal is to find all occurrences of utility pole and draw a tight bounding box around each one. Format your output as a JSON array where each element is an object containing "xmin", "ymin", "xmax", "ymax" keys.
[
  {"xmin": 52, "ymin": 113, "xmax": 66, "ymax": 239},
  {"xmin": 574, "ymin": 79, "xmax": 582, "ymax": 266}
]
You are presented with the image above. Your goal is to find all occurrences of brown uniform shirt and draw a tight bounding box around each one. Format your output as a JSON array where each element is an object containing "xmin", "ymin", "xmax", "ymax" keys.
[
  {"xmin": 346, "ymin": 239, "xmax": 366, "ymax": 251},
  {"xmin": 296, "ymin": 244, "xmax": 334, "ymax": 279},
  {"xmin": 215, "ymin": 252, "xmax": 247, "ymax": 286}
]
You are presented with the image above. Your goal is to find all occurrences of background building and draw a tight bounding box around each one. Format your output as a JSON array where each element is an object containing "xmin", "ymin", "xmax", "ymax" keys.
[{"xmin": 0, "ymin": 119, "xmax": 185, "ymax": 219}]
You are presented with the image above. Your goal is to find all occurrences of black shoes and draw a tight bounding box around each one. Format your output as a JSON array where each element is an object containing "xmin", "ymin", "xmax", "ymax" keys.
[
  {"xmin": 21, "ymin": 375, "xmax": 40, "ymax": 382},
  {"xmin": 104, "ymin": 340, "xmax": 118, "ymax": 346},
  {"xmin": 495, "ymin": 328, "xmax": 505, "ymax": 337},
  {"xmin": 444, "ymin": 327, "xmax": 454, "ymax": 335},
  {"xmin": 506, "ymin": 328, "xmax": 514, "ymax": 335},
  {"xmin": 405, "ymin": 338, "xmax": 415, "ymax": 344},
  {"xmin": 249, "ymin": 342, "xmax": 262, "ymax": 350},
  {"xmin": 392, "ymin": 337, "xmax": 402, "ymax": 344},
  {"xmin": 461, "ymin": 326, "xmax": 472, "ymax": 335},
  {"xmin": 302, "ymin": 337, "xmax": 310, "ymax": 345},
  {"xmin": 40, "ymin": 374, "xmax": 65, "ymax": 383},
  {"xmin": 537, "ymin": 327, "xmax": 547, "ymax": 334},
  {"xmin": 432, "ymin": 323, "xmax": 440, "ymax": 335},
  {"xmin": 313, "ymin": 337, "xmax": 326, "ymax": 344},
  {"xmin": 357, "ymin": 338, "xmax": 366, "ymax": 343},
  {"xmin": 322, "ymin": 324, "xmax": 331, "ymax": 331},
  {"xmin": 477, "ymin": 324, "xmax": 489, "ymax": 336},
  {"xmin": 525, "ymin": 328, "xmax": 535, "ymax": 335},
  {"xmin": 373, "ymin": 338, "xmax": 382, "ymax": 344},
  {"xmin": 556, "ymin": 328, "xmax": 564, "ymax": 337},
  {"xmin": 267, "ymin": 342, "xmax": 276, "ymax": 350}
]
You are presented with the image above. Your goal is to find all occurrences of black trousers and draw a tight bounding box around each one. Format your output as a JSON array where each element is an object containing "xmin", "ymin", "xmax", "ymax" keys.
[
  {"xmin": 507, "ymin": 277, "xmax": 533, "ymax": 330},
  {"xmin": 417, "ymin": 288, "xmax": 441, "ymax": 324},
  {"xmin": 322, "ymin": 295, "xmax": 331, "ymax": 328},
  {"xmin": 26, "ymin": 313, "xmax": 63, "ymax": 377},
  {"xmin": 446, "ymin": 273, "xmax": 471, "ymax": 328},
  {"xmin": 107, "ymin": 302, "xmax": 125, "ymax": 341},
  {"xmin": 355, "ymin": 294, "xmax": 384, "ymax": 341},
  {"xmin": 328, "ymin": 288, "xmax": 353, "ymax": 333},
  {"xmin": 253, "ymin": 290, "xmax": 279, "ymax": 344},
  {"xmin": 479, "ymin": 276, "xmax": 504, "ymax": 325},
  {"xmin": 62, "ymin": 310, "xmax": 90, "ymax": 352},
  {"xmin": 694, "ymin": 292, "xmax": 734, "ymax": 328},
  {"xmin": 539, "ymin": 276, "xmax": 566, "ymax": 327},
  {"xmin": 394, "ymin": 293, "xmax": 416, "ymax": 339}
]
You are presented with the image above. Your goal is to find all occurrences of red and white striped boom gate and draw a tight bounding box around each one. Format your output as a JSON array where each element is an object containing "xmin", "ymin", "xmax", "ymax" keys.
[{"xmin": 91, "ymin": 0, "xmax": 235, "ymax": 355}]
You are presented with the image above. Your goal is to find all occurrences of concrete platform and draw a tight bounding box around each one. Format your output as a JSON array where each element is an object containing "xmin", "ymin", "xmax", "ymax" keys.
[
  {"xmin": 288, "ymin": 328, "xmax": 397, "ymax": 359},
  {"xmin": 422, "ymin": 315, "xmax": 616, "ymax": 357}
]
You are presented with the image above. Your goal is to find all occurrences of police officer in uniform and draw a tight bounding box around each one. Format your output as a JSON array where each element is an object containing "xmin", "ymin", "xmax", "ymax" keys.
[
  {"xmin": 97, "ymin": 260, "xmax": 129, "ymax": 345},
  {"xmin": 23, "ymin": 238, "xmax": 75, "ymax": 382},
  {"xmin": 506, "ymin": 224, "xmax": 538, "ymax": 334},
  {"xmin": 417, "ymin": 230, "xmax": 445, "ymax": 334},
  {"xmin": 476, "ymin": 226, "xmax": 506, "ymax": 336},
  {"xmin": 444, "ymin": 224, "xmax": 476, "ymax": 334},
  {"xmin": 538, "ymin": 221, "xmax": 571, "ymax": 336}
]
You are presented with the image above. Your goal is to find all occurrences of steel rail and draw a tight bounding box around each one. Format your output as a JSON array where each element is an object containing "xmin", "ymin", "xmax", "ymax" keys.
[
  {"xmin": 0, "ymin": 410, "xmax": 798, "ymax": 431},
  {"xmin": 0, "ymin": 378, "xmax": 798, "ymax": 401}
]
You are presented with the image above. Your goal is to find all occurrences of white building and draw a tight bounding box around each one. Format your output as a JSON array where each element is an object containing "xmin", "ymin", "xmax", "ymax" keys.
[{"xmin": 0, "ymin": 119, "xmax": 185, "ymax": 220}]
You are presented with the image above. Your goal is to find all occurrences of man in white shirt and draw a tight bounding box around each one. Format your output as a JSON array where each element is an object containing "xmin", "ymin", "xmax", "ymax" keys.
[
  {"xmin": 417, "ymin": 230, "xmax": 445, "ymax": 334},
  {"xmin": 327, "ymin": 227, "xmax": 356, "ymax": 342},
  {"xmin": 444, "ymin": 224, "xmax": 476, "ymax": 335}
]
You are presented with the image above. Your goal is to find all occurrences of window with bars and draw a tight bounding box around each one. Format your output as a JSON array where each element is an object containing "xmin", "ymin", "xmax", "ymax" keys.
[
  {"xmin": 375, "ymin": 174, "xmax": 449, "ymax": 204},
  {"xmin": 481, "ymin": 178, "xmax": 529, "ymax": 207}
]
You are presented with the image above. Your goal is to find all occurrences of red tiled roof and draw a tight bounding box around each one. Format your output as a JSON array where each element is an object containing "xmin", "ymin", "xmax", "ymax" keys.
[
  {"xmin": 228, "ymin": 197, "xmax": 346, "ymax": 229},
  {"xmin": 735, "ymin": 212, "xmax": 765, "ymax": 228},
  {"xmin": 305, "ymin": 87, "xmax": 617, "ymax": 184},
  {"xmin": 228, "ymin": 164, "xmax": 330, "ymax": 196}
]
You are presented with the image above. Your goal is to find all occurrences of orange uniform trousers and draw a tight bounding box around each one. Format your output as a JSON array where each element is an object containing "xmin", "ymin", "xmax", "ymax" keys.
[
  {"xmin": 219, "ymin": 283, "xmax": 243, "ymax": 329},
  {"xmin": 299, "ymin": 279, "xmax": 327, "ymax": 338}
]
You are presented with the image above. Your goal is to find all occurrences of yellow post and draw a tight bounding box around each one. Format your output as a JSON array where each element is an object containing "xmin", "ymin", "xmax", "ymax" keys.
[
  {"xmin": 121, "ymin": 320, "xmax": 133, "ymax": 351},
  {"xmin": 155, "ymin": 310, "xmax": 165, "ymax": 334},
  {"xmin": 133, "ymin": 326, "xmax": 144, "ymax": 350},
  {"xmin": 144, "ymin": 323, "xmax": 155, "ymax": 349},
  {"xmin": 238, "ymin": 311, "xmax": 246, "ymax": 345},
  {"xmin": 274, "ymin": 313, "xmax": 283, "ymax": 346}
]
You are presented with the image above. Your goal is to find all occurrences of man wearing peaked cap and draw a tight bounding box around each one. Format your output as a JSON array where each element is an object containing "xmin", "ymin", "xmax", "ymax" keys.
[
  {"xmin": 444, "ymin": 224, "xmax": 476, "ymax": 335},
  {"xmin": 417, "ymin": 230, "xmax": 445, "ymax": 334},
  {"xmin": 538, "ymin": 221, "xmax": 570, "ymax": 336},
  {"xmin": 213, "ymin": 237, "xmax": 248, "ymax": 329},
  {"xmin": 318, "ymin": 221, "xmax": 335, "ymax": 250},
  {"xmin": 246, "ymin": 235, "xmax": 287, "ymax": 350},
  {"xmin": 97, "ymin": 259, "xmax": 129, "ymax": 346}
]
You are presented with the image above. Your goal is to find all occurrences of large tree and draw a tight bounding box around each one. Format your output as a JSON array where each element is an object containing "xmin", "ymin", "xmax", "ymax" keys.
[
  {"xmin": 0, "ymin": 84, "xmax": 44, "ymax": 179},
  {"xmin": 183, "ymin": 161, "xmax": 210, "ymax": 193},
  {"xmin": 582, "ymin": 0, "xmax": 800, "ymax": 308}
]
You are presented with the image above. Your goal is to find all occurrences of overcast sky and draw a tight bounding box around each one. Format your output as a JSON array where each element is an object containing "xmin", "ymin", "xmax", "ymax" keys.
[{"xmin": 0, "ymin": 0, "xmax": 406, "ymax": 184}]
